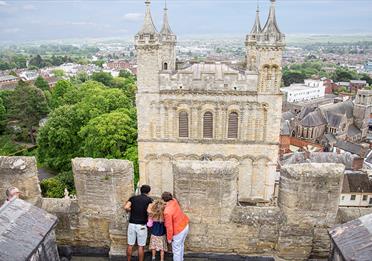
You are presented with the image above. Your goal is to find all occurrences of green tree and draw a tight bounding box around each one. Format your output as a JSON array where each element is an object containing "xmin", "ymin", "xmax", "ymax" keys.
[
  {"xmin": 38, "ymin": 81, "xmax": 133, "ymax": 171},
  {"xmin": 29, "ymin": 54, "xmax": 45, "ymax": 68},
  {"xmin": 34, "ymin": 76, "xmax": 50, "ymax": 91},
  {"xmin": 9, "ymin": 82, "xmax": 49, "ymax": 144},
  {"xmin": 282, "ymin": 70, "xmax": 306, "ymax": 86},
  {"xmin": 79, "ymin": 108, "xmax": 137, "ymax": 159},
  {"xmin": 53, "ymin": 69, "xmax": 65, "ymax": 77},
  {"xmin": 37, "ymin": 105, "xmax": 83, "ymax": 170},
  {"xmin": 0, "ymin": 97, "xmax": 6, "ymax": 134},
  {"xmin": 50, "ymin": 80, "xmax": 79, "ymax": 109},
  {"xmin": 111, "ymin": 77, "xmax": 137, "ymax": 104},
  {"xmin": 40, "ymin": 171, "xmax": 76, "ymax": 198},
  {"xmin": 332, "ymin": 68, "xmax": 357, "ymax": 82},
  {"xmin": 91, "ymin": 71, "xmax": 114, "ymax": 87}
]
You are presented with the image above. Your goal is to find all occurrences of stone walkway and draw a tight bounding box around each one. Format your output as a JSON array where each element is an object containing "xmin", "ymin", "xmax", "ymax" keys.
[{"xmin": 72, "ymin": 254, "xmax": 274, "ymax": 261}]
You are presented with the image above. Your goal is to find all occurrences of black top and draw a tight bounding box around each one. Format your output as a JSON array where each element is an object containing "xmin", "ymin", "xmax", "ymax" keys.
[{"xmin": 128, "ymin": 194, "xmax": 153, "ymax": 225}]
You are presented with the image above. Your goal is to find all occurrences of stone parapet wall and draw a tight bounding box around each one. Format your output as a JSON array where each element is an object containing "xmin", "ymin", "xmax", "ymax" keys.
[
  {"xmin": 0, "ymin": 156, "xmax": 41, "ymax": 205},
  {"xmin": 0, "ymin": 156, "xmax": 360, "ymax": 260}
]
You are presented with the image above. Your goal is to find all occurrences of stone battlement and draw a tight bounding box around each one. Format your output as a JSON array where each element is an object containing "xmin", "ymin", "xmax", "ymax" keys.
[{"xmin": 1, "ymin": 156, "xmax": 372, "ymax": 260}]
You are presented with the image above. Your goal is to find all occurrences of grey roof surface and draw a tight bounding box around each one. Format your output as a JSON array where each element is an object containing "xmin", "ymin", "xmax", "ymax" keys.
[
  {"xmin": 324, "ymin": 111, "xmax": 344, "ymax": 128},
  {"xmin": 280, "ymin": 120, "xmax": 291, "ymax": 136},
  {"xmin": 329, "ymin": 213, "xmax": 372, "ymax": 261},
  {"xmin": 320, "ymin": 100, "xmax": 354, "ymax": 119},
  {"xmin": 347, "ymin": 124, "xmax": 362, "ymax": 137},
  {"xmin": 300, "ymin": 109, "xmax": 327, "ymax": 127},
  {"xmin": 335, "ymin": 140, "xmax": 369, "ymax": 157},
  {"xmin": 0, "ymin": 75, "xmax": 17, "ymax": 82},
  {"xmin": 324, "ymin": 133, "xmax": 337, "ymax": 144},
  {"xmin": 342, "ymin": 172, "xmax": 372, "ymax": 193},
  {"xmin": 282, "ymin": 111, "xmax": 295, "ymax": 121},
  {"xmin": 0, "ymin": 198, "xmax": 58, "ymax": 261}
]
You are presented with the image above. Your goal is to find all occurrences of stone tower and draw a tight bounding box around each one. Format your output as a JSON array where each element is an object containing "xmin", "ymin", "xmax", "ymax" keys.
[
  {"xmin": 256, "ymin": 0, "xmax": 285, "ymax": 94},
  {"xmin": 136, "ymin": 0, "xmax": 284, "ymax": 203},
  {"xmin": 353, "ymin": 90, "xmax": 372, "ymax": 137},
  {"xmin": 135, "ymin": 0, "xmax": 161, "ymax": 93},
  {"xmin": 159, "ymin": 1, "xmax": 177, "ymax": 71},
  {"xmin": 245, "ymin": 4, "xmax": 261, "ymax": 71}
]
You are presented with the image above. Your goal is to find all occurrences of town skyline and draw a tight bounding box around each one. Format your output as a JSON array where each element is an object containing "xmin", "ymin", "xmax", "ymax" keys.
[{"xmin": 1, "ymin": 0, "xmax": 372, "ymax": 43}]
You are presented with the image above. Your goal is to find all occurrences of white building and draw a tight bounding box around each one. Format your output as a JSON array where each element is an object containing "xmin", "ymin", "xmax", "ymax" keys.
[
  {"xmin": 19, "ymin": 71, "xmax": 39, "ymax": 81},
  {"xmin": 339, "ymin": 172, "xmax": 372, "ymax": 207},
  {"xmin": 281, "ymin": 79, "xmax": 325, "ymax": 103}
]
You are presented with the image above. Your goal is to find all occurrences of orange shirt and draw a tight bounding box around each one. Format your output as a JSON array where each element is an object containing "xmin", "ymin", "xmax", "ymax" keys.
[{"xmin": 163, "ymin": 199, "xmax": 189, "ymax": 241}]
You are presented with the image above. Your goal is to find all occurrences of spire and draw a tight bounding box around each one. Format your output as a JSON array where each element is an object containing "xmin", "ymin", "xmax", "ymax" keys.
[
  {"xmin": 250, "ymin": 2, "xmax": 262, "ymax": 35},
  {"xmin": 160, "ymin": 0, "xmax": 174, "ymax": 35},
  {"xmin": 261, "ymin": 0, "xmax": 281, "ymax": 35},
  {"xmin": 138, "ymin": 0, "xmax": 157, "ymax": 35}
]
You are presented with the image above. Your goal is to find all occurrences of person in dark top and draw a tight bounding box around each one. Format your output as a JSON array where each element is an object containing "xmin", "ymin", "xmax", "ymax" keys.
[{"xmin": 124, "ymin": 185, "xmax": 153, "ymax": 261}]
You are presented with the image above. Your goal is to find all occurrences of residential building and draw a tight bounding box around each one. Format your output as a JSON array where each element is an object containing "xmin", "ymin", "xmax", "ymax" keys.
[
  {"xmin": 349, "ymin": 80, "xmax": 367, "ymax": 92},
  {"xmin": 19, "ymin": 70, "xmax": 39, "ymax": 81},
  {"xmin": 339, "ymin": 171, "xmax": 372, "ymax": 207},
  {"xmin": 281, "ymin": 80, "xmax": 325, "ymax": 103}
]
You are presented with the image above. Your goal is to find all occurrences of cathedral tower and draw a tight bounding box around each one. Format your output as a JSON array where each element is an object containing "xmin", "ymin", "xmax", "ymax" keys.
[
  {"xmin": 135, "ymin": 0, "xmax": 161, "ymax": 93},
  {"xmin": 245, "ymin": 4, "xmax": 261, "ymax": 71},
  {"xmin": 256, "ymin": 0, "xmax": 285, "ymax": 94},
  {"xmin": 159, "ymin": 1, "xmax": 177, "ymax": 71}
]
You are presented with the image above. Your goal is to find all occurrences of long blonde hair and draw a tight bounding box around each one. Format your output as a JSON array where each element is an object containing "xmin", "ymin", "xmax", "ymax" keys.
[{"xmin": 150, "ymin": 199, "xmax": 166, "ymax": 220}]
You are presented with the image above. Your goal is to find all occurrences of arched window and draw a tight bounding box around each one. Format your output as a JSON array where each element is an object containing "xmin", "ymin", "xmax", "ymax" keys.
[
  {"xmin": 228, "ymin": 112, "xmax": 239, "ymax": 139},
  {"xmin": 179, "ymin": 111, "xmax": 189, "ymax": 138},
  {"xmin": 163, "ymin": 62, "xmax": 168, "ymax": 70},
  {"xmin": 203, "ymin": 112, "xmax": 213, "ymax": 138}
]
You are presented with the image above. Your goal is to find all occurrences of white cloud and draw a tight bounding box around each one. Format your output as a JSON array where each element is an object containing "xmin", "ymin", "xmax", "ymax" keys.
[
  {"xmin": 1, "ymin": 28, "xmax": 20, "ymax": 33},
  {"xmin": 123, "ymin": 13, "xmax": 143, "ymax": 22},
  {"xmin": 22, "ymin": 4, "xmax": 37, "ymax": 11},
  {"xmin": 0, "ymin": 1, "xmax": 8, "ymax": 6}
]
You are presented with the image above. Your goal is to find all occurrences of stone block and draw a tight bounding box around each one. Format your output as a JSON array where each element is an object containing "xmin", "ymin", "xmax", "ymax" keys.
[
  {"xmin": 279, "ymin": 163, "xmax": 344, "ymax": 227},
  {"xmin": 0, "ymin": 156, "xmax": 41, "ymax": 205}
]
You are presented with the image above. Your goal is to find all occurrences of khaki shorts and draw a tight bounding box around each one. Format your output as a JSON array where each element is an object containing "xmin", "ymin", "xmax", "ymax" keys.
[{"xmin": 127, "ymin": 223, "xmax": 148, "ymax": 246}]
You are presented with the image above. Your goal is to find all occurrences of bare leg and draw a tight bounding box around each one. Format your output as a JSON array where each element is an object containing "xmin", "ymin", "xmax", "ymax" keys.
[
  {"xmin": 160, "ymin": 250, "xmax": 165, "ymax": 261},
  {"xmin": 138, "ymin": 246, "xmax": 145, "ymax": 261},
  {"xmin": 152, "ymin": 249, "xmax": 156, "ymax": 259},
  {"xmin": 127, "ymin": 245, "xmax": 133, "ymax": 261}
]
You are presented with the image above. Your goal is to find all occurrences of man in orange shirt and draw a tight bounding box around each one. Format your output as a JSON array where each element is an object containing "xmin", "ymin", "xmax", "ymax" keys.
[{"xmin": 161, "ymin": 192, "xmax": 189, "ymax": 261}]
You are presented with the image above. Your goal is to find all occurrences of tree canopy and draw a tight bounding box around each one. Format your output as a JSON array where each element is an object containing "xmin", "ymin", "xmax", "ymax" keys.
[
  {"xmin": 34, "ymin": 76, "xmax": 50, "ymax": 91},
  {"xmin": 9, "ymin": 81, "xmax": 49, "ymax": 144}
]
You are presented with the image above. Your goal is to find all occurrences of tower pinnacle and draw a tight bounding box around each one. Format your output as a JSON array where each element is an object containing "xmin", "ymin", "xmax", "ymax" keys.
[
  {"xmin": 250, "ymin": 2, "xmax": 262, "ymax": 35},
  {"xmin": 160, "ymin": 0, "xmax": 174, "ymax": 35},
  {"xmin": 138, "ymin": 0, "xmax": 158, "ymax": 35},
  {"xmin": 261, "ymin": 0, "xmax": 281, "ymax": 35}
]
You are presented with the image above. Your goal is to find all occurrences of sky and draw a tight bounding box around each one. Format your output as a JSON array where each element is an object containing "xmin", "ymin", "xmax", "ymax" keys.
[{"xmin": 0, "ymin": 0, "xmax": 372, "ymax": 43}]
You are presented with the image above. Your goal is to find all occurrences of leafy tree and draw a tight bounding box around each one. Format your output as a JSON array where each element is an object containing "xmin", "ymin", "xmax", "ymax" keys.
[
  {"xmin": 40, "ymin": 171, "xmax": 76, "ymax": 198},
  {"xmin": 38, "ymin": 81, "xmax": 133, "ymax": 171},
  {"xmin": 112, "ymin": 77, "xmax": 137, "ymax": 104},
  {"xmin": 9, "ymin": 82, "xmax": 49, "ymax": 144},
  {"xmin": 332, "ymin": 68, "xmax": 358, "ymax": 82},
  {"xmin": 119, "ymin": 70, "xmax": 134, "ymax": 79},
  {"xmin": 50, "ymin": 80, "xmax": 79, "ymax": 109},
  {"xmin": 53, "ymin": 69, "xmax": 65, "ymax": 77},
  {"xmin": 34, "ymin": 76, "xmax": 50, "ymax": 91},
  {"xmin": 360, "ymin": 74, "xmax": 372, "ymax": 85},
  {"xmin": 91, "ymin": 71, "xmax": 114, "ymax": 87},
  {"xmin": 79, "ymin": 108, "xmax": 137, "ymax": 159},
  {"xmin": 37, "ymin": 105, "xmax": 83, "ymax": 170},
  {"xmin": 29, "ymin": 54, "xmax": 45, "ymax": 68},
  {"xmin": 0, "ymin": 97, "xmax": 6, "ymax": 134},
  {"xmin": 282, "ymin": 70, "xmax": 306, "ymax": 86}
]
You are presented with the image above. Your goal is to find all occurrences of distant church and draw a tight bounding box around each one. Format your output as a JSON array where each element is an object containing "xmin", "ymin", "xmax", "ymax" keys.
[{"xmin": 135, "ymin": 0, "xmax": 285, "ymax": 204}]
